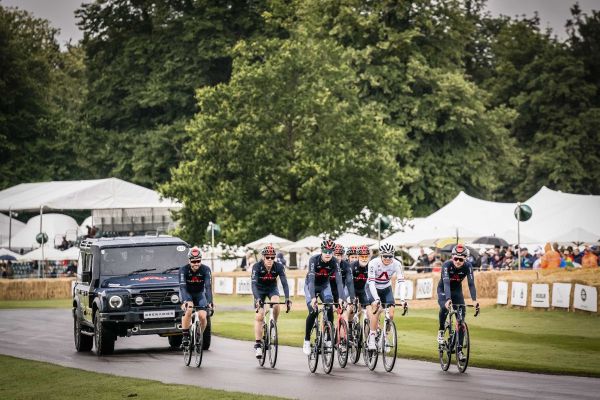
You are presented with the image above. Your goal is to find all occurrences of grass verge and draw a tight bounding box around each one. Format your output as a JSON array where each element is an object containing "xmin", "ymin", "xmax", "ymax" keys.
[
  {"xmin": 212, "ymin": 306, "xmax": 600, "ymax": 377},
  {"xmin": 0, "ymin": 354, "xmax": 286, "ymax": 400}
]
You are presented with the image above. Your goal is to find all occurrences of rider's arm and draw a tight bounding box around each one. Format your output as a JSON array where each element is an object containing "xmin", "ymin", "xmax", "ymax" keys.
[
  {"xmin": 334, "ymin": 260, "xmax": 345, "ymax": 299},
  {"xmin": 203, "ymin": 266, "xmax": 213, "ymax": 304},
  {"xmin": 251, "ymin": 262, "xmax": 260, "ymax": 301},
  {"xmin": 278, "ymin": 264, "xmax": 290, "ymax": 300},
  {"xmin": 442, "ymin": 262, "xmax": 452, "ymax": 300},
  {"xmin": 307, "ymin": 257, "xmax": 316, "ymax": 298},
  {"xmin": 367, "ymin": 260, "xmax": 379, "ymax": 301},
  {"xmin": 343, "ymin": 262, "xmax": 355, "ymax": 300},
  {"xmin": 179, "ymin": 266, "xmax": 191, "ymax": 302},
  {"xmin": 467, "ymin": 263, "xmax": 477, "ymax": 301}
]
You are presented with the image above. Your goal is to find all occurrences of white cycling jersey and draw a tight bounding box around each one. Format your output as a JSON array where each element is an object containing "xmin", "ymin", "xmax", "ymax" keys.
[{"xmin": 367, "ymin": 257, "xmax": 405, "ymax": 301}]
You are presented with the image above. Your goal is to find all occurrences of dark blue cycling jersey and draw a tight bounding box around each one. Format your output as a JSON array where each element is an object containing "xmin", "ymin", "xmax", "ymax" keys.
[
  {"xmin": 350, "ymin": 260, "xmax": 368, "ymax": 292},
  {"xmin": 437, "ymin": 260, "xmax": 477, "ymax": 301},
  {"xmin": 179, "ymin": 264, "xmax": 213, "ymax": 303},
  {"xmin": 329, "ymin": 258, "xmax": 355, "ymax": 299},
  {"xmin": 250, "ymin": 260, "xmax": 290, "ymax": 299},
  {"xmin": 306, "ymin": 254, "xmax": 344, "ymax": 299}
]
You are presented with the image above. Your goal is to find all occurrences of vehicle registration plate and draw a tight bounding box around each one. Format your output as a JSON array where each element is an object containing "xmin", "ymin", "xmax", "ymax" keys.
[{"xmin": 143, "ymin": 310, "xmax": 175, "ymax": 319}]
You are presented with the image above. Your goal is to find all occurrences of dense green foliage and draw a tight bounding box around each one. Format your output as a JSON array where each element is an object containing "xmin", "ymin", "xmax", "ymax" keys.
[{"xmin": 2, "ymin": 0, "xmax": 599, "ymax": 244}]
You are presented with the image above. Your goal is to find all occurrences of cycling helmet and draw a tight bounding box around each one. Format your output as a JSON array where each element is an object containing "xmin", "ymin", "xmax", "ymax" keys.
[
  {"xmin": 334, "ymin": 243, "xmax": 345, "ymax": 255},
  {"xmin": 261, "ymin": 244, "xmax": 276, "ymax": 256},
  {"xmin": 346, "ymin": 245, "xmax": 358, "ymax": 256},
  {"xmin": 451, "ymin": 243, "xmax": 469, "ymax": 258},
  {"xmin": 321, "ymin": 239, "xmax": 335, "ymax": 252},
  {"xmin": 188, "ymin": 246, "xmax": 202, "ymax": 262},
  {"xmin": 358, "ymin": 245, "xmax": 370, "ymax": 256},
  {"xmin": 379, "ymin": 243, "xmax": 395, "ymax": 256}
]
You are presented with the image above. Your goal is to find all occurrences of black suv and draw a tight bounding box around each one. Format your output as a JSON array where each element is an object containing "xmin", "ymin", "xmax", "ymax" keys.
[{"xmin": 72, "ymin": 236, "xmax": 211, "ymax": 355}]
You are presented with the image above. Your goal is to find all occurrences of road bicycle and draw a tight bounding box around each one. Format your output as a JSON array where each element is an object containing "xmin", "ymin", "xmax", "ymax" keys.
[
  {"xmin": 348, "ymin": 303, "xmax": 366, "ymax": 365},
  {"xmin": 439, "ymin": 304, "xmax": 479, "ymax": 373},
  {"xmin": 183, "ymin": 305, "xmax": 212, "ymax": 368},
  {"xmin": 307, "ymin": 302, "xmax": 336, "ymax": 374},
  {"xmin": 255, "ymin": 301, "xmax": 289, "ymax": 368},
  {"xmin": 364, "ymin": 302, "xmax": 408, "ymax": 372},
  {"xmin": 333, "ymin": 303, "xmax": 352, "ymax": 368}
]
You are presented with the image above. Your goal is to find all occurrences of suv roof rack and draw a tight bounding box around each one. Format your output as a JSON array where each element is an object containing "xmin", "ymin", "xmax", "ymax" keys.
[{"xmin": 79, "ymin": 239, "xmax": 96, "ymax": 249}]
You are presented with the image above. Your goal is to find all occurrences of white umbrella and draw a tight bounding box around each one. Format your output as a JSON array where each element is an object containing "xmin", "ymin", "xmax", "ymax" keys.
[
  {"xmin": 19, "ymin": 245, "xmax": 69, "ymax": 261},
  {"xmin": 335, "ymin": 233, "xmax": 377, "ymax": 247},
  {"xmin": 245, "ymin": 233, "xmax": 292, "ymax": 250},
  {"xmin": 61, "ymin": 246, "xmax": 80, "ymax": 261},
  {"xmin": 281, "ymin": 235, "xmax": 322, "ymax": 253},
  {"xmin": 549, "ymin": 227, "xmax": 600, "ymax": 245}
]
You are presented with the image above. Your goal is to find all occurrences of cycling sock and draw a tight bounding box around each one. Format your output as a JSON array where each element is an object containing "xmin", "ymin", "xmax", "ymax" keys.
[
  {"xmin": 255, "ymin": 339, "xmax": 261, "ymax": 344},
  {"xmin": 438, "ymin": 308, "xmax": 448, "ymax": 331},
  {"xmin": 182, "ymin": 329, "xmax": 190, "ymax": 337},
  {"xmin": 305, "ymin": 312, "xmax": 317, "ymax": 340}
]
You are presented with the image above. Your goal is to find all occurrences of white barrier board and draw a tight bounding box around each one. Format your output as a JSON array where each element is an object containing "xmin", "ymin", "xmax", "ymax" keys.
[
  {"xmin": 415, "ymin": 278, "xmax": 433, "ymax": 299},
  {"xmin": 531, "ymin": 283, "xmax": 550, "ymax": 308},
  {"xmin": 296, "ymin": 278, "xmax": 306, "ymax": 297},
  {"xmin": 574, "ymin": 284, "xmax": 597, "ymax": 312},
  {"xmin": 395, "ymin": 279, "xmax": 414, "ymax": 300},
  {"xmin": 278, "ymin": 278, "xmax": 295, "ymax": 297},
  {"xmin": 510, "ymin": 281, "xmax": 527, "ymax": 306},
  {"xmin": 497, "ymin": 281, "xmax": 509, "ymax": 305},
  {"xmin": 236, "ymin": 277, "xmax": 252, "ymax": 295},
  {"xmin": 214, "ymin": 277, "xmax": 234, "ymax": 294},
  {"xmin": 551, "ymin": 283, "xmax": 572, "ymax": 308}
]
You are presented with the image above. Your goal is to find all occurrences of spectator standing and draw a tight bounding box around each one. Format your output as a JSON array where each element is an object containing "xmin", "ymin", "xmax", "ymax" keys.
[
  {"xmin": 581, "ymin": 246, "xmax": 599, "ymax": 268},
  {"xmin": 573, "ymin": 246, "xmax": 583, "ymax": 265},
  {"xmin": 417, "ymin": 247, "xmax": 431, "ymax": 273},
  {"xmin": 276, "ymin": 251, "xmax": 287, "ymax": 267},
  {"xmin": 520, "ymin": 248, "xmax": 534, "ymax": 269},
  {"xmin": 540, "ymin": 243, "xmax": 561, "ymax": 269}
]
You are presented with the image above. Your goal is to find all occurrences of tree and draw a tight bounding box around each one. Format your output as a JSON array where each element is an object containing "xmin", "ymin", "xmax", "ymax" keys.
[{"xmin": 162, "ymin": 36, "xmax": 410, "ymax": 244}]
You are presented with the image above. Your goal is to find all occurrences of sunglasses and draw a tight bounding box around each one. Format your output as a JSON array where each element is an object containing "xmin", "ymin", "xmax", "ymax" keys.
[
  {"xmin": 382, "ymin": 255, "xmax": 393, "ymax": 259},
  {"xmin": 264, "ymin": 256, "xmax": 275, "ymax": 260},
  {"xmin": 322, "ymin": 250, "xmax": 333, "ymax": 255},
  {"xmin": 190, "ymin": 260, "xmax": 201, "ymax": 264},
  {"xmin": 453, "ymin": 257, "xmax": 465, "ymax": 262}
]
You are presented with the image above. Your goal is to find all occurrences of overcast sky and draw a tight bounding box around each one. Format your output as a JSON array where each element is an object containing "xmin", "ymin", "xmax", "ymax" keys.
[{"xmin": 2, "ymin": 0, "xmax": 600, "ymax": 47}]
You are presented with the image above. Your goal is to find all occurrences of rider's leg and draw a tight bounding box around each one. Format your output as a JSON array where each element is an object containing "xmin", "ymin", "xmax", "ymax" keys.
[
  {"xmin": 271, "ymin": 295, "xmax": 281, "ymax": 322},
  {"xmin": 255, "ymin": 306, "xmax": 265, "ymax": 341},
  {"xmin": 304, "ymin": 284, "xmax": 318, "ymax": 341},
  {"xmin": 198, "ymin": 309, "xmax": 208, "ymax": 331},
  {"xmin": 437, "ymin": 290, "xmax": 448, "ymax": 331},
  {"xmin": 182, "ymin": 301, "xmax": 194, "ymax": 330},
  {"xmin": 454, "ymin": 292, "xmax": 466, "ymax": 350}
]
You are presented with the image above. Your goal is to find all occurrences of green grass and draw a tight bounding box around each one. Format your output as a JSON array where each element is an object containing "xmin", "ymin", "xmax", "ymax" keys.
[
  {"xmin": 0, "ymin": 298, "xmax": 72, "ymax": 309},
  {"xmin": 0, "ymin": 355, "xmax": 286, "ymax": 400},
  {"xmin": 212, "ymin": 306, "xmax": 600, "ymax": 377}
]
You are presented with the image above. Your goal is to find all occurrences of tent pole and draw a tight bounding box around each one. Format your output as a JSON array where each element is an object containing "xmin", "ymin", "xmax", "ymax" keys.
[
  {"xmin": 8, "ymin": 206, "xmax": 12, "ymax": 251},
  {"xmin": 517, "ymin": 202, "xmax": 521, "ymax": 271},
  {"xmin": 39, "ymin": 205, "xmax": 44, "ymax": 278}
]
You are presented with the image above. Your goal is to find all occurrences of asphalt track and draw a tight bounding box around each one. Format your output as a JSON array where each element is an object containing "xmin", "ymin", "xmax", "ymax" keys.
[{"xmin": 1, "ymin": 309, "xmax": 599, "ymax": 400}]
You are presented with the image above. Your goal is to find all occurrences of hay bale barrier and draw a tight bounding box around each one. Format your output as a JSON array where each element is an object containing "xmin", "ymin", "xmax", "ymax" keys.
[{"xmin": 0, "ymin": 278, "xmax": 74, "ymax": 301}]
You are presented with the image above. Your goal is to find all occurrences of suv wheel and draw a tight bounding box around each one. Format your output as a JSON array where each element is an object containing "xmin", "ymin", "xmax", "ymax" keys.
[
  {"xmin": 168, "ymin": 335, "xmax": 182, "ymax": 349},
  {"xmin": 202, "ymin": 315, "xmax": 211, "ymax": 350},
  {"xmin": 94, "ymin": 315, "xmax": 115, "ymax": 355},
  {"xmin": 74, "ymin": 315, "xmax": 93, "ymax": 352}
]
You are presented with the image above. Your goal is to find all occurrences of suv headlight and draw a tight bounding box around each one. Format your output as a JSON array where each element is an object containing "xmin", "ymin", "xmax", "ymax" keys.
[
  {"xmin": 170, "ymin": 294, "xmax": 179, "ymax": 304},
  {"xmin": 109, "ymin": 295, "xmax": 124, "ymax": 309}
]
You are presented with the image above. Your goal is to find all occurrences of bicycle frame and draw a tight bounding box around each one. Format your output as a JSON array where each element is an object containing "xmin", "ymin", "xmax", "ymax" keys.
[
  {"xmin": 256, "ymin": 301, "xmax": 287, "ymax": 368},
  {"xmin": 439, "ymin": 304, "xmax": 479, "ymax": 373}
]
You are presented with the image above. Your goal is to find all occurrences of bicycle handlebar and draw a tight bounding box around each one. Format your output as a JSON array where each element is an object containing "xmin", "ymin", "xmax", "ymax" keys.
[
  {"xmin": 447, "ymin": 303, "xmax": 480, "ymax": 317},
  {"xmin": 255, "ymin": 301, "xmax": 290, "ymax": 313}
]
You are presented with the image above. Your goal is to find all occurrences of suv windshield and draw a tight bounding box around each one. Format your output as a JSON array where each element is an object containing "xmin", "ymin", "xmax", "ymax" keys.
[{"xmin": 99, "ymin": 245, "xmax": 189, "ymax": 276}]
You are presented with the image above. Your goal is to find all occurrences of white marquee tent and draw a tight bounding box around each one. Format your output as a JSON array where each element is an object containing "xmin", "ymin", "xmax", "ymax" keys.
[
  {"xmin": 19, "ymin": 244, "xmax": 72, "ymax": 262},
  {"xmin": 1, "ymin": 214, "xmax": 78, "ymax": 250},
  {"xmin": 0, "ymin": 213, "xmax": 25, "ymax": 245}
]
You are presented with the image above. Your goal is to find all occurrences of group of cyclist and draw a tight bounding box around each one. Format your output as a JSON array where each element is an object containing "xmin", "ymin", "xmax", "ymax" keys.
[{"xmin": 179, "ymin": 239, "xmax": 479, "ymax": 363}]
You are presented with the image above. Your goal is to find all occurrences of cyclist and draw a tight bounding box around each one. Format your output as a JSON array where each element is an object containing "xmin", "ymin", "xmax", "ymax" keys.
[
  {"xmin": 251, "ymin": 244, "xmax": 291, "ymax": 359},
  {"xmin": 437, "ymin": 243, "xmax": 479, "ymax": 362},
  {"xmin": 347, "ymin": 245, "xmax": 359, "ymax": 264},
  {"xmin": 331, "ymin": 243, "xmax": 356, "ymax": 327},
  {"xmin": 180, "ymin": 246, "xmax": 213, "ymax": 348},
  {"xmin": 348, "ymin": 245, "xmax": 371, "ymax": 322},
  {"xmin": 366, "ymin": 243, "xmax": 406, "ymax": 350},
  {"xmin": 302, "ymin": 239, "xmax": 345, "ymax": 355}
]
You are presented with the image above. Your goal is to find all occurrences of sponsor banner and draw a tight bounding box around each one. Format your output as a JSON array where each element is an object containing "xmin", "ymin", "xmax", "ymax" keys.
[
  {"xmin": 551, "ymin": 283, "xmax": 572, "ymax": 308},
  {"xmin": 573, "ymin": 284, "xmax": 597, "ymax": 312},
  {"xmin": 278, "ymin": 278, "xmax": 295, "ymax": 297},
  {"xmin": 531, "ymin": 283, "xmax": 550, "ymax": 308},
  {"xmin": 236, "ymin": 277, "xmax": 252, "ymax": 295},
  {"xmin": 394, "ymin": 279, "xmax": 414, "ymax": 300},
  {"xmin": 214, "ymin": 277, "xmax": 234, "ymax": 294},
  {"xmin": 296, "ymin": 278, "xmax": 306, "ymax": 297},
  {"xmin": 497, "ymin": 281, "xmax": 509, "ymax": 305},
  {"xmin": 415, "ymin": 278, "xmax": 433, "ymax": 299},
  {"xmin": 510, "ymin": 281, "xmax": 527, "ymax": 306}
]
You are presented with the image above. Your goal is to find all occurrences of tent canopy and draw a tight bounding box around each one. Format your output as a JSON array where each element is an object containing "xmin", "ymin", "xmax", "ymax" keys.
[
  {"xmin": 19, "ymin": 245, "xmax": 69, "ymax": 261},
  {"xmin": 0, "ymin": 213, "xmax": 25, "ymax": 244},
  {"xmin": 245, "ymin": 234, "xmax": 292, "ymax": 250},
  {"xmin": 335, "ymin": 233, "xmax": 377, "ymax": 247},
  {"xmin": 281, "ymin": 235, "xmax": 322, "ymax": 253},
  {"xmin": 0, "ymin": 178, "xmax": 182, "ymax": 212},
  {"xmin": 1, "ymin": 213, "xmax": 78, "ymax": 250}
]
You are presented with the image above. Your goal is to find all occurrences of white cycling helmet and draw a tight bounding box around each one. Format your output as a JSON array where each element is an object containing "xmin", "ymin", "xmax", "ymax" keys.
[{"xmin": 379, "ymin": 243, "xmax": 395, "ymax": 256}]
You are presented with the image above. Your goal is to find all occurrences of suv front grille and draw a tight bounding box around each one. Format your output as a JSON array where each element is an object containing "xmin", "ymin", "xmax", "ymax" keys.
[{"xmin": 131, "ymin": 290, "xmax": 178, "ymax": 308}]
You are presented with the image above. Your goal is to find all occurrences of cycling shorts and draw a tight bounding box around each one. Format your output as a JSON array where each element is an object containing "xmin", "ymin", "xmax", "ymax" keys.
[
  {"xmin": 366, "ymin": 286, "xmax": 395, "ymax": 306},
  {"xmin": 355, "ymin": 290, "xmax": 369, "ymax": 307},
  {"xmin": 254, "ymin": 286, "xmax": 280, "ymax": 304},
  {"xmin": 183, "ymin": 291, "xmax": 208, "ymax": 308},
  {"xmin": 304, "ymin": 283, "xmax": 333, "ymax": 311}
]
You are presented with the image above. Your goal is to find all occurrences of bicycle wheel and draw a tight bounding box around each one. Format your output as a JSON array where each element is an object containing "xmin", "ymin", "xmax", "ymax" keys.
[
  {"xmin": 349, "ymin": 319, "xmax": 362, "ymax": 364},
  {"xmin": 308, "ymin": 323, "xmax": 319, "ymax": 373},
  {"xmin": 321, "ymin": 321, "xmax": 335, "ymax": 374},
  {"xmin": 439, "ymin": 323, "xmax": 452, "ymax": 371},
  {"xmin": 183, "ymin": 332, "xmax": 192, "ymax": 366},
  {"xmin": 268, "ymin": 320, "xmax": 278, "ymax": 368},
  {"xmin": 456, "ymin": 322, "xmax": 470, "ymax": 373},
  {"xmin": 382, "ymin": 319, "xmax": 397, "ymax": 372},
  {"xmin": 337, "ymin": 318, "xmax": 349, "ymax": 368},
  {"xmin": 259, "ymin": 322, "xmax": 267, "ymax": 367},
  {"xmin": 362, "ymin": 319, "xmax": 370, "ymax": 366},
  {"xmin": 193, "ymin": 323, "xmax": 204, "ymax": 367}
]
